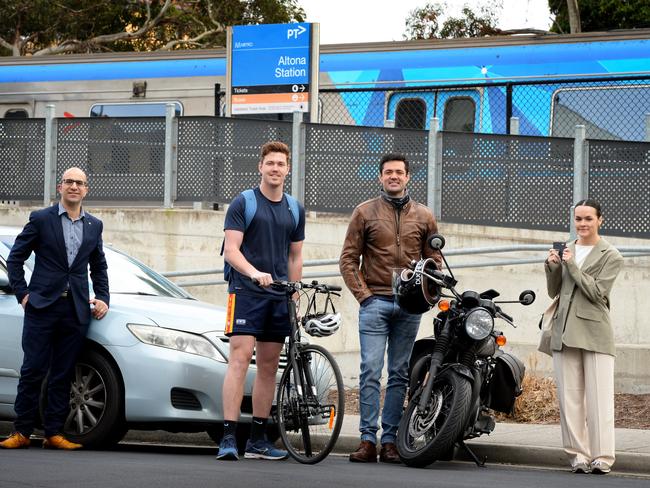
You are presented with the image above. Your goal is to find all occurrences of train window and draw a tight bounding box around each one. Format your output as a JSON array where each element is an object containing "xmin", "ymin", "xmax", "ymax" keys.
[
  {"xmin": 550, "ymin": 85, "xmax": 649, "ymax": 141},
  {"xmin": 4, "ymin": 109, "xmax": 28, "ymax": 119},
  {"xmin": 90, "ymin": 102, "xmax": 182, "ymax": 118},
  {"xmin": 443, "ymin": 97, "xmax": 475, "ymax": 132},
  {"xmin": 394, "ymin": 98, "xmax": 426, "ymax": 130}
]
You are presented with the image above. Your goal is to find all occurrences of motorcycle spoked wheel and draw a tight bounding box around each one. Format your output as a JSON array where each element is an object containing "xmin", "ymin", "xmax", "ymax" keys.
[{"xmin": 397, "ymin": 369, "xmax": 472, "ymax": 468}]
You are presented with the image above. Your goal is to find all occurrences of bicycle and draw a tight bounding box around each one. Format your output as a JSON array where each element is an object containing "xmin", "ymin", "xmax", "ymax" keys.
[{"xmin": 270, "ymin": 280, "xmax": 345, "ymax": 464}]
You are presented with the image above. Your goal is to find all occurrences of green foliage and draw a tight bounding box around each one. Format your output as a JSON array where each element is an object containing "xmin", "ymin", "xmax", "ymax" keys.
[
  {"xmin": 548, "ymin": 0, "xmax": 650, "ymax": 33},
  {"xmin": 404, "ymin": 1, "xmax": 502, "ymax": 40},
  {"xmin": 0, "ymin": 0, "xmax": 305, "ymax": 56}
]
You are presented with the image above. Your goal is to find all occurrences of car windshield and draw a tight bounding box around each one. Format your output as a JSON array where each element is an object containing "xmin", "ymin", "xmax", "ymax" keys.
[{"xmin": 0, "ymin": 236, "xmax": 191, "ymax": 299}]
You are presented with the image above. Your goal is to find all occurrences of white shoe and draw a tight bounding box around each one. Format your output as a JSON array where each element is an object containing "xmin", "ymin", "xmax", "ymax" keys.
[
  {"xmin": 590, "ymin": 460, "xmax": 611, "ymax": 474},
  {"xmin": 571, "ymin": 462, "xmax": 590, "ymax": 474}
]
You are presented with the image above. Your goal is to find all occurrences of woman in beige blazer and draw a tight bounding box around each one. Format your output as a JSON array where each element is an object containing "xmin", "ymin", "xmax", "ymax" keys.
[{"xmin": 544, "ymin": 199, "xmax": 623, "ymax": 475}]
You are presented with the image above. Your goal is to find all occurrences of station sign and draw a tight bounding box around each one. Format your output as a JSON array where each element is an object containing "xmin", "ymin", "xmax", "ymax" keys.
[{"xmin": 228, "ymin": 23, "xmax": 316, "ymax": 115}]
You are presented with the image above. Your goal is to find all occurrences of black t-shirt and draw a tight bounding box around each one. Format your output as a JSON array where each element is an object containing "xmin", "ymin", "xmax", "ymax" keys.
[{"xmin": 224, "ymin": 187, "xmax": 305, "ymax": 299}]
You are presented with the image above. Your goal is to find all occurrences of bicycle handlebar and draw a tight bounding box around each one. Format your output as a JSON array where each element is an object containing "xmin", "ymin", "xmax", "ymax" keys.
[{"xmin": 270, "ymin": 280, "xmax": 342, "ymax": 294}]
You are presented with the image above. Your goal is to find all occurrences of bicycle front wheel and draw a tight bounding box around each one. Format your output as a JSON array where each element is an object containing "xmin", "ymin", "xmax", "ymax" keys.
[{"xmin": 276, "ymin": 344, "xmax": 345, "ymax": 464}]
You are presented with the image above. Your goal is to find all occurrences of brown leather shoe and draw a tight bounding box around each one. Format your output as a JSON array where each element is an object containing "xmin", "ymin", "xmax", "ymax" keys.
[
  {"xmin": 0, "ymin": 432, "xmax": 30, "ymax": 449},
  {"xmin": 42, "ymin": 435, "xmax": 82, "ymax": 450},
  {"xmin": 349, "ymin": 440, "xmax": 377, "ymax": 463},
  {"xmin": 379, "ymin": 442, "xmax": 402, "ymax": 464}
]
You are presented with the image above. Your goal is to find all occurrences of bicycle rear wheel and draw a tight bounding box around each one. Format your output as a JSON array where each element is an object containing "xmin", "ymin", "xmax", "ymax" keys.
[{"xmin": 276, "ymin": 344, "xmax": 344, "ymax": 464}]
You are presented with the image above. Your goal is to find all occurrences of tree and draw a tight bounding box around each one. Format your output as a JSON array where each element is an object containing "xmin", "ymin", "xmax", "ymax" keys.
[
  {"xmin": 404, "ymin": 1, "xmax": 503, "ymax": 40},
  {"xmin": 549, "ymin": 0, "xmax": 650, "ymax": 34},
  {"xmin": 0, "ymin": 0, "xmax": 305, "ymax": 56},
  {"xmin": 566, "ymin": 0, "xmax": 581, "ymax": 33}
]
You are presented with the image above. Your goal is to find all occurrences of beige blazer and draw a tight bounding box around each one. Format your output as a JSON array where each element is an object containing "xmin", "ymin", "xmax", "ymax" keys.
[{"xmin": 544, "ymin": 238, "xmax": 623, "ymax": 356}]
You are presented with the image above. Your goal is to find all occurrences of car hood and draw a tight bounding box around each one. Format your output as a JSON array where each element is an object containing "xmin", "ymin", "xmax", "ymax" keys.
[{"xmin": 109, "ymin": 294, "xmax": 226, "ymax": 334}]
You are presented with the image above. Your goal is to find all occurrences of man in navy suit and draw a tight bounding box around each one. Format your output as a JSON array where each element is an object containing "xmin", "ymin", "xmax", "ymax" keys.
[{"xmin": 1, "ymin": 167, "xmax": 109, "ymax": 450}]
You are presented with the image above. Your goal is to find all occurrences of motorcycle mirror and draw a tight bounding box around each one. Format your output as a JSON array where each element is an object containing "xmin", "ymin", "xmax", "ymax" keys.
[
  {"xmin": 518, "ymin": 290, "xmax": 536, "ymax": 305},
  {"xmin": 428, "ymin": 234, "xmax": 445, "ymax": 251}
]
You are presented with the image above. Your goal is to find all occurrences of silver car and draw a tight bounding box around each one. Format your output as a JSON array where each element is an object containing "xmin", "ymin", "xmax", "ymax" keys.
[{"xmin": 0, "ymin": 226, "xmax": 270, "ymax": 448}]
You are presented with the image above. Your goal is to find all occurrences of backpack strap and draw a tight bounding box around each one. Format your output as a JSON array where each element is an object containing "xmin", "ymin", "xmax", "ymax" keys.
[
  {"xmin": 284, "ymin": 192, "xmax": 300, "ymax": 232},
  {"xmin": 222, "ymin": 189, "xmax": 255, "ymax": 281},
  {"xmin": 242, "ymin": 189, "xmax": 257, "ymax": 230}
]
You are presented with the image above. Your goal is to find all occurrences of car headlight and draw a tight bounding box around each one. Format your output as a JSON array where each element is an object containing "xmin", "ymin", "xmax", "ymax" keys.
[
  {"xmin": 464, "ymin": 308, "xmax": 494, "ymax": 340},
  {"xmin": 127, "ymin": 324, "xmax": 227, "ymax": 363}
]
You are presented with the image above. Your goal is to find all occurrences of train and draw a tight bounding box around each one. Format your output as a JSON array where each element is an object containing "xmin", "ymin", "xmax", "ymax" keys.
[{"xmin": 1, "ymin": 29, "xmax": 650, "ymax": 140}]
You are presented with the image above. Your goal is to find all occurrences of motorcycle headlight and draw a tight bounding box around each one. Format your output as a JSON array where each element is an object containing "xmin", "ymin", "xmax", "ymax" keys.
[
  {"xmin": 127, "ymin": 324, "xmax": 227, "ymax": 363},
  {"xmin": 464, "ymin": 308, "xmax": 494, "ymax": 340}
]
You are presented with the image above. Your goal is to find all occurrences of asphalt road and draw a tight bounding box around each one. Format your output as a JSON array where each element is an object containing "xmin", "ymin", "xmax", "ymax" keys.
[{"xmin": 0, "ymin": 443, "xmax": 648, "ymax": 488}]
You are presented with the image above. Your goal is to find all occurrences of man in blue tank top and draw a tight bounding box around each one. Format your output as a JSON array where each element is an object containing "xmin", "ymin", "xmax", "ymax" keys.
[{"xmin": 217, "ymin": 141, "xmax": 305, "ymax": 461}]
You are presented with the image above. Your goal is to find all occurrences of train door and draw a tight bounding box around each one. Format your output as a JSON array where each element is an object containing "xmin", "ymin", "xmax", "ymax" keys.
[
  {"xmin": 435, "ymin": 89, "xmax": 481, "ymax": 132},
  {"xmin": 387, "ymin": 89, "xmax": 481, "ymax": 131}
]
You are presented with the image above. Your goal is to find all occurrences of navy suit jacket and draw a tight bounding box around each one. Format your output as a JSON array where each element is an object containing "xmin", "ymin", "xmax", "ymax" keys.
[{"xmin": 7, "ymin": 204, "xmax": 109, "ymax": 325}]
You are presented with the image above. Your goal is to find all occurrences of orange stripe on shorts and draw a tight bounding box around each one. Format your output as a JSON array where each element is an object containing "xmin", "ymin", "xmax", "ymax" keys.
[{"xmin": 225, "ymin": 293, "xmax": 236, "ymax": 334}]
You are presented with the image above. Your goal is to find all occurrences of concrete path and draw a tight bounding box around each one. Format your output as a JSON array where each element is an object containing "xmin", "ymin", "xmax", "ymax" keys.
[{"xmin": 337, "ymin": 414, "xmax": 650, "ymax": 475}]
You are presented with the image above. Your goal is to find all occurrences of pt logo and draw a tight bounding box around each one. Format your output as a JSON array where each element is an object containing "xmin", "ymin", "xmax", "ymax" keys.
[{"xmin": 287, "ymin": 25, "xmax": 307, "ymax": 39}]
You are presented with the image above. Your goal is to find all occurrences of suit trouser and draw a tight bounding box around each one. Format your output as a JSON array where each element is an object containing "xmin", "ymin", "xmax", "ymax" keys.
[
  {"xmin": 552, "ymin": 346, "xmax": 615, "ymax": 467},
  {"xmin": 14, "ymin": 297, "xmax": 87, "ymax": 437}
]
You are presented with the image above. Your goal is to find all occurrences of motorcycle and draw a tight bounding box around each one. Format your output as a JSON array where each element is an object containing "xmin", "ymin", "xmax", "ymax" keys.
[{"xmin": 394, "ymin": 234, "xmax": 536, "ymax": 468}]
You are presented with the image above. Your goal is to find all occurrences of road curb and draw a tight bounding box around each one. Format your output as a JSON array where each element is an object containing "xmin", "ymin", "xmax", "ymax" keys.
[
  {"xmin": 331, "ymin": 433, "xmax": 650, "ymax": 475},
  {"xmin": 3, "ymin": 421, "xmax": 648, "ymax": 475}
]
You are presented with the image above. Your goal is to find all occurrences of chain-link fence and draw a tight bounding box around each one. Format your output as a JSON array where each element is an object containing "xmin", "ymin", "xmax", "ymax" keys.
[{"xmin": 320, "ymin": 76, "xmax": 650, "ymax": 141}]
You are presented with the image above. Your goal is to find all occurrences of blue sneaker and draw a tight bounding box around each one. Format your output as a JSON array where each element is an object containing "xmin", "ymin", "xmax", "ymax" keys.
[
  {"xmin": 216, "ymin": 435, "xmax": 238, "ymax": 460},
  {"xmin": 244, "ymin": 439, "xmax": 289, "ymax": 460}
]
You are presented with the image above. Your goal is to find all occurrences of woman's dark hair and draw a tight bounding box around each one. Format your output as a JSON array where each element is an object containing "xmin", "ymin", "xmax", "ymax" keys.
[{"xmin": 574, "ymin": 198, "xmax": 602, "ymax": 218}]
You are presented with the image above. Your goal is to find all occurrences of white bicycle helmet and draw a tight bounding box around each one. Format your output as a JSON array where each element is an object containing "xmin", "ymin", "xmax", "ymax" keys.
[{"xmin": 302, "ymin": 312, "xmax": 342, "ymax": 337}]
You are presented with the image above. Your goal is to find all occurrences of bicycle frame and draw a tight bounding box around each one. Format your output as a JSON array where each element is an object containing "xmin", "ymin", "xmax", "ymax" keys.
[{"xmin": 272, "ymin": 280, "xmax": 344, "ymax": 463}]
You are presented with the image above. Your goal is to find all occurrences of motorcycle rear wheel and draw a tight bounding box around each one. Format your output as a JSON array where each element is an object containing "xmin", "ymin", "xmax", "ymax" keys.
[{"xmin": 397, "ymin": 369, "xmax": 472, "ymax": 468}]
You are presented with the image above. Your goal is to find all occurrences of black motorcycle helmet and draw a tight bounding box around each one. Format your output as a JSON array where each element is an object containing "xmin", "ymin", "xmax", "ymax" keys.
[{"xmin": 393, "ymin": 258, "xmax": 441, "ymax": 314}]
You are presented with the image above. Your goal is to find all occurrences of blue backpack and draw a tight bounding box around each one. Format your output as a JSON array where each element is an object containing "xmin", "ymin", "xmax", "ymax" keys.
[{"xmin": 221, "ymin": 189, "xmax": 300, "ymax": 281}]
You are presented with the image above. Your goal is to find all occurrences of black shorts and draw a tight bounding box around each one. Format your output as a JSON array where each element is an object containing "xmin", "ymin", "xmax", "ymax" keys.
[{"xmin": 225, "ymin": 293, "xmax": 290, "ymax": 343}]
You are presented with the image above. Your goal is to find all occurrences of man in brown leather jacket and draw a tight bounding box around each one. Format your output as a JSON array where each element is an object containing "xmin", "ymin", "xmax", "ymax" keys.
[{"xmin": 339, "ymin": 153, "xmax": 440, "ymax": 464}]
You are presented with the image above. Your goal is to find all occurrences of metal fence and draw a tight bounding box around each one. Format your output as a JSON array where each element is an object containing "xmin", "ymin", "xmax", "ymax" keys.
[
  {"xmin": 176, "ymin": 117, "xmax": 293, "ymax": 202},
  {"xmin": 589, "ymin": 139, "xmax": 650, "ymax": 237},
  {"xmin": 1, "ymin": 109, "xmax": 650, "ymax": 238},
  {"xmin": 439, "ymin": 132, "xmax": 575, "ymax": 232},
  {"xmin": 0, "ymin": 119, "xmax": 45, "ymax": 200},
  {"xmin": 319, "ymin": 76, "xmax": 650, "ymax": 141},
  {"xmin": 303, "ymin": 123, "xmax": 428, "ymax": 212}
]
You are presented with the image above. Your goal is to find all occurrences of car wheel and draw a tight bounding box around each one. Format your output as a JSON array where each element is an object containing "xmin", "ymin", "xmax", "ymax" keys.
[{"xmin": 40, "ymin": 348, "xmax": 126, "ymax": 448}]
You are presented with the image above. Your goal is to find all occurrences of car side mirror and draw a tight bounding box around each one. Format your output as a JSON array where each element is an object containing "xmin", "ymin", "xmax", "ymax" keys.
[{"xmin": 0, "ymin": 269, "xmax": 12, "ymax": 293}]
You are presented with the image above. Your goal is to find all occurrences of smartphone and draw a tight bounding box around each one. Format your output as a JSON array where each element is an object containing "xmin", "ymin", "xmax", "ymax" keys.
[{"xmin": 553, "ymin": 241, "xmax": 566, "ymax": 255}]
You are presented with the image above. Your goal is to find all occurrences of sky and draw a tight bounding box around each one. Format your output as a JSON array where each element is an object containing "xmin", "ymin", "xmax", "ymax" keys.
[{"xmin": 299, "ymin": 0, "xmax": 554, "ymax": 45}]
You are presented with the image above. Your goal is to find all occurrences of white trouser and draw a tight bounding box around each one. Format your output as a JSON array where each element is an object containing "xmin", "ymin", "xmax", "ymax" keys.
[{"xmin": 553, "ymin": 346, "xmax": 615, "ymax": 467}]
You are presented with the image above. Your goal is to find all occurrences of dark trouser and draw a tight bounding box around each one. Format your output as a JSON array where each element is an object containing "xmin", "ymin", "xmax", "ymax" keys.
[{"xmin": 14, "ymin": 297, "xmax": 88, "ymax": 437}]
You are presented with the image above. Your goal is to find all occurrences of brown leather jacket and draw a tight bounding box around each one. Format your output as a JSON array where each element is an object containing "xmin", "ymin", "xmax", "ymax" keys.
[{"xmin": 339, "ymin": 196, "xmax": 441, "ymax": 303}]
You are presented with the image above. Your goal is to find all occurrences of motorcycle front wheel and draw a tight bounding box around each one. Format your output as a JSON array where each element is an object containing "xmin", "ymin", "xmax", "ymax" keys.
[{"xmin": 397, "ymin": 369, "xmax": 472, "ymax": 468}]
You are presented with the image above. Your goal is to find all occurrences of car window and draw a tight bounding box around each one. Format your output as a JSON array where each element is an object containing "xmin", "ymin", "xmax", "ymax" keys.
[
  {"xmin": 0, "ymin": 235, "xmax": 190, "ymax": 299},
  {"xmin": 105, "ymin": 248, "xmax": 191, "ymax": 299},
  {"xmin": 0, "ymin": 237, "xmax": 34, "ymax": 285}
]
